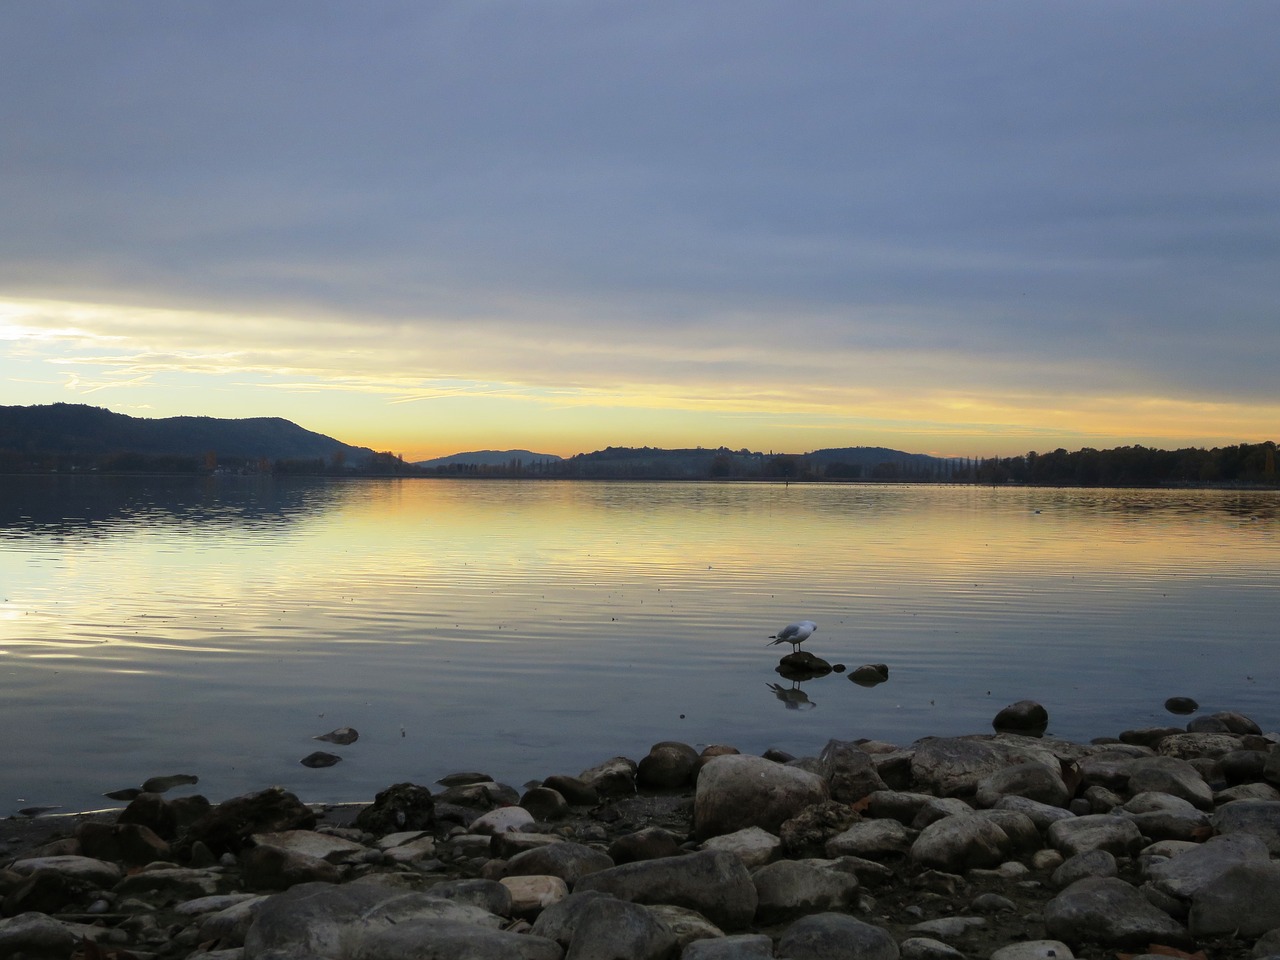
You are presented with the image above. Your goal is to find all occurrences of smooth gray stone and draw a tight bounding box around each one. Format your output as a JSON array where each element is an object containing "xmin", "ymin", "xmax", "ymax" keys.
[
  {"xmin": 563, "ymin": 896, "xmax": 676, "ymax": 960},
  {"xmin": 681, "ymin": 934, "xmax": 774, "ymax": 959},
  {"xmin": 242, "ymin": 881, "xmax": 504, "ymax": 959},
  {"xmin": 910, "ymin": 814, "xmax": 1010, "ymax": 872},
  {"xmin": 1044, "ymin": 877, "xmax": 1190, "ymax": 948},
  {"xmin": 1145, "ymin": 833, "xmax": 1270, "ymax": 899},
  {"xmin": 777, "ymin": 912, "xmax": 900, "ymax": 960},
  {"xmin": 1212, "ymin": 800, "xmax": 1280, "ymax": 854},
  {"xmin": 1188, "ymin": 860, "xmax": 1280, "ymax": 938},
  {"xmin": 751, "ymin": 858, "xmax": 859, "ymax": 923},
  {"xmin": 349, "ymin": 919, "xmax": 562, "ymax": 960},
  {"xmin": 575, "ymin": 850, "xmax": 757, "ymax": 932}
]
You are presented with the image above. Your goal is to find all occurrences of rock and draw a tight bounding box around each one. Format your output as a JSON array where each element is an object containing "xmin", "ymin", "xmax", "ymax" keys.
[
  {"xmin": 972, "ymin": 809, "xmax": 1039, "ymax": 856},
  {"xmin": 76, "ymin": 820, "xmax": 171, "ymax": 865},
  {"xmin": 491, "ymin": 832, "xmax": 562, "ymax": 860},
  {"xmin": 561, "ymin": 895, "xmax": 676, "ymax": 960},
  {"xmin": 529, "ymin": 890, "xmax": 613, "ymax": 948},
  {"xmin": 1118, "ymin": 791, "xmax": 1210, "ymax": 842},
  {"xmin": 542, "ymin": 774, "xmax": 599, "ymax": 806},
  {"xmin": 499, "ymin": 874, "xmax": 569, "ymax": 919},
  {"xmin": 751, "ymin": 857, "xmax": 860, "ymax": 923},
  {"xmin": 3, "ymin": 868, "xmax": 97, "ymax": 915},
  {"xmin": 910, "ymin": 737, "xmax": 1016, "ymax": 797},
  {"xmin": 699, "ymin": 826, "xmax": 782, "ymax": 868},
  {"xmin": 1219, "ymin": 749, "xmax": 1269, "ymax": 784},
  {"xmin": 825, "ymin": 819, "xmax": 916, "ymax": 859},
  {"xmin": 1125, "ymin": 756, "xmax": 1214, "ymax": 810},
  {"xmin": 252, "ymin": 829, "xmax": 369, "ymax": 863},
  {"xmin": 609, "ymin": 826, "xmax": 683, "ymax": 864},
  {"xmin": 1119, "ymin": 727, "xmax": 1184, "ymax": 748},
  {"xmin": 681, "ymin": 933, "xmax": 775, "ymax": 958},
  {"xmin": 992, "ymin": 795, "xmax": 1077, "ymax": 830},
  {"xmin": 115, "ymin": 865, "xmax": 225, "ymax": 899},
  {"xmin": 313, "ymin": 726, "xmax": 358, "ymax": 745},
  {"xmin": 1164, "ymin": 697, "xmax": 1199, "ymax": 714},
  {"xmin": 7, "ymin": 854, "xmax": 123, "ymax": 888},
  {"xmin": 355, "ymin": 919, "xmax": 563, "ymax": 959},
  {"xmin": 1212, "ymin": 799, "xmax": 1280, "ymax": 853},
  {"xmin": 1046, "ymin": 814, "xmax": 1143, "ymax": 857},
  {"xmin": 910, "ymin": 815, "xmax": 1011, "ymax": 872},
  {"xmin": 780, "ymin": 800, "xmax": 862, "ymax": 857},
  {"xmin": 352, "ymin": 782, "xmax": 436, "ymax": 835},
  {"xmin": 504, "ymin": 841, "xmax": 615, "ymax": 886},
  {"xmin": 1188, "ymin": 860, "xmax": 1280, "ymax": 938},
  {"xmin": 775, "ymin": 912, "xmax": 900, "ymax": 960},
  {"xmin": 849, "ymin": 663, "xmax": 889, "ymax": 685},
  {"xmin": 242, "ymin": 880, "xmax": 505, "ymax": 958},
  {"xmin": 0, "ymin": 912, "xmax": 97, "ymax": 957},
  {"xmin": 420, "ymin": 878, "xmax": 513, "ymax": 915},
  {"xmin": 574, "ymin": 849, "xmax": 758, "ymax": 931},
  {"xmin": 976, "ymin": 761, "xmax": 1070, "ymax": 808},
  {"xmin": 1145, "ymin": 832, "xmax": 1270, "ymax": 899},
  {"xmin": 117, "ymin": 792, "xmax": 179, "ymax": 840},
  {"xmin": 1158, "ymin": 732, "xmax": 1243, "ymax": 761},
  {"xmin": 695, "ymin": 754, "xmax": 830, "ymax": 840},
  {"xmin": 195, "ymin": 894, "xmax": 270, "ymax": 945},
  {"xmin": 637, "ymin": 741, "xmax": 699, "ymax": 788},
  {"xmin": 469, "ymin": 806, "xmax": 536, "ymax": 836},
  {"xmin": 910, "ymin": 797, "xmax": 973, "ymax": 829},
  {"xmin": 185, "ymin": 786, "xmax": 317, "ymax": 856},
  {"xmin": 993, "ymin": 700, "xmax": 1049, "ymax": 736},
  {"xmin": 900, "ymin": 936, "xmax": 966, "ymax": 960},
  {"xmin": 437, "ymin": 779, "xmax": 520, "ymax": 810},
  {"xmin": 1043, "ymin": 876, "xmax": 1191, "ymax": 948},
  {"xmin": 989, "ymin": 941, "xmax": 1075, "ymax": 960},
  {"xmin": 1051, "ymin": 850, "xmax": 1118, "ymax": 888},
  {"xmin": 520, "ymin": 786, "xmax": 571, "ymax": 821},
  {"xmin": 644, "ymin": 903, "xmax": 725, "ymax": 950},
  {"xmin": 819, "ymin": 740, "xmax": 888, "ymax": 802},
  {"xmin": 908, "ymin": 916, "xmax": 988, "ymax": 939},
  {"xmin": 241, "ymin": 844, "xmax": 342, "ymax": 890},
  {"xmin": 580, "ymin": 756, "xmax": 638, "ymax": 799},
  {"xmin": 299, "ymin": 751, "xmax": 341, "ymax": 768}
]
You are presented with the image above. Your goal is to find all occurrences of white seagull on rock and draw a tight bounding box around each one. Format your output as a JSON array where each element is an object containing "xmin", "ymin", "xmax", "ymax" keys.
[{"xmin": 767, "ymin": 619, "xmax": 817, "ymax": 655}]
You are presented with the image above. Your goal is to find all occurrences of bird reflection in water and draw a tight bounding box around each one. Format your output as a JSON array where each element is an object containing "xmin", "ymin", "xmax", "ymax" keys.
[{"xmin": 767, "ymin": 680, "xmax": 816, "ymax": 710}]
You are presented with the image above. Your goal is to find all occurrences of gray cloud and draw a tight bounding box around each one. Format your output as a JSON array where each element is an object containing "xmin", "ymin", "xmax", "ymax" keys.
[{"xmin": 2, "ymin": 0, "xmax": 1278, "ymax": 416}]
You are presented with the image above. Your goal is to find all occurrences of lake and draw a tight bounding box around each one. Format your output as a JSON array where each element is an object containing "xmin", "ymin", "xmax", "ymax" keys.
[{"xmin": 1, "ymin": 476, "xmax": 1276, "ymax": 816}]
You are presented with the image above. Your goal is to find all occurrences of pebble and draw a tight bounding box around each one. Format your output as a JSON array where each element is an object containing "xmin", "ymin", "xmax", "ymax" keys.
[{"xmin": 1, "ymin": 705, "xmax": 1277, "ymax": 960}]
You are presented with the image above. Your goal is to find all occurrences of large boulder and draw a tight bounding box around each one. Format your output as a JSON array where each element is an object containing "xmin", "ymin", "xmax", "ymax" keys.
[
  {"xmin": 1187, "ymin": 860, "xmax": 1280, "ymax": 938},
  {"xmin": 573, "ymin": 850, "xmax": 757, "ymax": 931},
  {"xmin": 242, "ymin": 881, "xmax": 505, "ymax": 958},
  {"xmin": 1043, "ymin": 877, "xmax": 1190, "ymax": 948},
  {"xmin": 910, "ymin": 814, "xmax": 1011, "ymax": 872},
  {"xmin": 637, "ymin": 741, "xmax": 699, "ymax": 789},
  {"xmin": 186, "ymin": 787, "xmax": 317, "ymax": 856},
  {"xmin": 819, "ymin": 740, "xmax": 888, "ymax": 803},
  {"xmin": 1210, "ymin": 799, "xmax": 1280, "ymax": 854},
  {"xmin": 975, "ymin": 761, "xmax": 1070, "ymax": 809},
  {"xmin": 694, "ymin": 754, "xmax": 830, "ymax": 840},
  {"xmin": 751, "ymin": 858, "xmax": 860, "ymax": 923},
  {"xmin": 775, "ymin": 912, "xmax": 900, "ymax": 960},
  {"xmin": 910, "ymin": 738, "xmax": 1015, "ymax": 797}
]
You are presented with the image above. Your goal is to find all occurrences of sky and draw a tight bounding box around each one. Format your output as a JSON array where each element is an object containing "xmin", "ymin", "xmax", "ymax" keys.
[{"xmin": 1, "ymin": 1, "xmax": 1277, "ymax": 462}]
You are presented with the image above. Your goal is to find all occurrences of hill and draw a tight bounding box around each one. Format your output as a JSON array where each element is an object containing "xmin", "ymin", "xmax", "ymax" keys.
[
  {"xmin": 0, "ymin": 403, "xmax": 379, "ymax": 472},
  {"xmin": 415, "ymin": 449, "xmax": 562, "ymax": 469}
]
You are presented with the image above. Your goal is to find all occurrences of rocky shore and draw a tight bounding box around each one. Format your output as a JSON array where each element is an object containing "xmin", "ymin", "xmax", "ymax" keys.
[{"xmin": 3, "ymin": 701, "xmax": 1280, "ymax": 960}]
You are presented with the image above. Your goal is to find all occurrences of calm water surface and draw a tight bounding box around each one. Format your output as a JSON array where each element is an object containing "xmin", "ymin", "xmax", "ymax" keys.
[{"xmin": 1, "ymin": 477, "xmax": 1276, "ymax": 816}]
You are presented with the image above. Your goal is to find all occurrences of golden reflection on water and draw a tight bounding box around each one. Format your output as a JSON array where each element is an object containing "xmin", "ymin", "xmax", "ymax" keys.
[{"xmin": 0, "ymin": 477, "xmax": 1276, "ymax": 815}]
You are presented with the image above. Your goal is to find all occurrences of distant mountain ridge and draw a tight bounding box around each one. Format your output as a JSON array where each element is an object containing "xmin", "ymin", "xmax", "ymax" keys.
[
  {"xmin": 0, "ymin": 403, "xmax": 376, "ymax": 465},
  {"xmin": 415, "ymin": 449, "xmax": 563, "ymax": 469}
]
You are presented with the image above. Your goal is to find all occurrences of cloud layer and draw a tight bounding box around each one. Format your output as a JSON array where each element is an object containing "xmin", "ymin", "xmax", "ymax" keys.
[{"xmin": 3, "ymin": 1, "xmax": 1278, "ymax": 456}]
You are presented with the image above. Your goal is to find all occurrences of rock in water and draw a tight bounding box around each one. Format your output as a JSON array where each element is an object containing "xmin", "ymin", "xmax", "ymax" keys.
[
  {"xmin": 300, "ymin": 751, "xmax": 341, "ymax": 768},
  {"xmin": 141, "ymin": 774, "xmax": 199, "ymax": 793},
  {"xmin": 313, "ymin": 726, "xmax": 359, "ymax": 745}
]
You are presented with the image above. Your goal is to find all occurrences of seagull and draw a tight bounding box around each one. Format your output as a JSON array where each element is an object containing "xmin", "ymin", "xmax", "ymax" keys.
[{"xmin": 767, "ymin": 619, "xmax": 817, "ymax": 654}]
